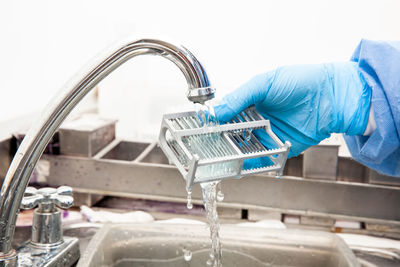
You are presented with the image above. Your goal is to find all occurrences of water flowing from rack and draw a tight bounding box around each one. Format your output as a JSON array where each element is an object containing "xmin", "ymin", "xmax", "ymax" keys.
[
  {"xmin": 201, "ymin": 181, "xmax": 222, "ymax": 267},
  {"xmin": 193, "ymin": 102, "xmax": 223, "ymax": 267}
]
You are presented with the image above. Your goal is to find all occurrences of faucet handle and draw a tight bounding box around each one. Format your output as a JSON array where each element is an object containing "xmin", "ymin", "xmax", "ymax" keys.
[
  {"xmin": 21, "ymin": 187, "xmax": 42, "ymax": 210},
  {"xmin": 57, "ymin": 185, "xmax": 73, "ymax": 196},
  {"xmin": 54, "ymin": 186, "xmax": 74, "ymax": 209},
  {"xmin": 21, "ymin": 186, "xmax": 74, "ymax": 210}
]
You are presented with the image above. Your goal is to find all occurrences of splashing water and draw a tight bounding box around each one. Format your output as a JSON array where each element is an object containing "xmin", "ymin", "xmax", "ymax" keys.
[
  {"xmin": 201, "ymin": 181, "xmax": 222, "ymax": 267},
  {"xmin": 217, "ymin": 183, "xmax": 224, "ymax": 202},
  {"xmin": 186, "ymin": 190, "xmax": 193, "ymax": 209},
  {"xmin": 243, "ymin": 128, "xmax": 253, "ymax": 142},
  {"xmin": 216, "ymin": 190, "xmax": 224, "ymax": 202},
  {"xmin": 182, "ymin": 133, "xmax": 239, "ymax": 179},
  {"xmin": 192, "ymin": 102, "xmax": 223, "ymax": 266},
  {"xmin": 186, "ymin": 103, "xmax": 239, "ymax": 179},
  {"xmin": 194, "ymin": 103, "xmax": 217, "ymax": 127},
  {"xmin": 183, "ymin": 248, "xmax": 193, "ymax": 262}
]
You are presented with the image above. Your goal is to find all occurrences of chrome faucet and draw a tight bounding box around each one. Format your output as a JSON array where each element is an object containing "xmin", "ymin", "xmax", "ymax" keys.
[{"xmin": 0, "ymin": 38, "xmax": 215, "ymax": 266}]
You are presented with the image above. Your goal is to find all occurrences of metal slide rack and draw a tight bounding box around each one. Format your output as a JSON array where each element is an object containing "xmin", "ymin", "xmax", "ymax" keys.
[{"xmin": 159, "ymin": 107, "xmax": 291, "ymax": 190}]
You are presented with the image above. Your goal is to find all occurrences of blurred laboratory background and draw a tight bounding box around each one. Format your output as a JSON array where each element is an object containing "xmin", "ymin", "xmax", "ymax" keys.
[{"xmin": 1, "ymin": 0, "xmax": 399, "ymax": 141}]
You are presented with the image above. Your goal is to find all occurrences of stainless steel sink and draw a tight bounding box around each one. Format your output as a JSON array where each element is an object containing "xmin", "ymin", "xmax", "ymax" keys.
[
  {"xmin": 101, "ymin": 141, "xmax": 150, "ymax": 161},
  {"xmin": 77, "ymin": 223, "xmax": 360, "ymax": 267}
]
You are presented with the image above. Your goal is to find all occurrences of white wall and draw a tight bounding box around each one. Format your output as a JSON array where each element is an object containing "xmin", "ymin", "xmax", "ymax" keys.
[{"xmin": 1, "ymin": 0, "xmax": 399, "ymax": 140}]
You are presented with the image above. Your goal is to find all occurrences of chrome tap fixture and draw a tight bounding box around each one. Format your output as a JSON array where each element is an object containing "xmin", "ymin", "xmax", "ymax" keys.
[
  {"xmin": 0, "ymin": 38, "xmax": 215, "ymax": 266},
  {"xmin": 17, "ymin": 186, "xmax": 79, "ymax": 267},
  {"xmin": 20, "ymin": 186, "xmax": 73, "ymax": 245}
]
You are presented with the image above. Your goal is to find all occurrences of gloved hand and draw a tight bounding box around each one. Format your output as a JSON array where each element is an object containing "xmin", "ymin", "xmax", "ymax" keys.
[{"xmin": 214, "ymin": 62, "xmax": 371, "ymax": 168}]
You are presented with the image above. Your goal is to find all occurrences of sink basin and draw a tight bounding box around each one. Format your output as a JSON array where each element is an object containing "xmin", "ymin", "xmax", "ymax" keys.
[
  {"xmin": 101, "ymin": 141, "xmax": 150, "ymax": 161},
  {"xmin": 77, "ymin": 223, "xmax": 360, "ymax": 267}
]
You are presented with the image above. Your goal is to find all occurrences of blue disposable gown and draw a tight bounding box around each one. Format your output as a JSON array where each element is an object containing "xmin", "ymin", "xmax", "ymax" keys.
[{"xmin": 344, "ymin": 40, "xmax": 400, "ymax": 177}]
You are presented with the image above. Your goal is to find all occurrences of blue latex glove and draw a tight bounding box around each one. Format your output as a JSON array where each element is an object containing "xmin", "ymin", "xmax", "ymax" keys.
[{"xmin": 214, "ymin": 62, "xmax": 371, "ymax": 168}]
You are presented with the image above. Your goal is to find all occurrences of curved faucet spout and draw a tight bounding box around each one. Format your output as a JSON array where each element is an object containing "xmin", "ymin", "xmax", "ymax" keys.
[{"xmin": 0, "ymin": 38, "xmax": 215, "ymax": 260}]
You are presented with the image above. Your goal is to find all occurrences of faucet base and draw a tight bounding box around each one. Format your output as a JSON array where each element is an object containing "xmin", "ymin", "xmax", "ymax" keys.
[
  {"xmin": 0, "ymin": 250, "xmax": 17, "ymax": 267},
  {"xmin": 17, "ymin": 236, "xmax": 79, "ymax": 267}
]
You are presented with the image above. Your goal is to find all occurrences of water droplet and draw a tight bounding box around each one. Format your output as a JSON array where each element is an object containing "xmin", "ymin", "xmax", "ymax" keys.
[
  {"xmin": 216, "ymin": 191, "xmax": 224, "ymax": 202},
  {"xmin": 206, "ymin": 259, "xmax": 213, "ymax": 266},
  {"xmin": 244, "ymin": 129, "xmax": 252, "ymax": 142},
  {"xmin": 209, "ymin": 252, "xmax": 215, "ymax": 259},
  {"xmin": 183, "ymin": 249, "xmax": 192, "ymax": 261},
  {"xmin": 186, "ymin": 190, "xmax": 193, "ymax": 209}
]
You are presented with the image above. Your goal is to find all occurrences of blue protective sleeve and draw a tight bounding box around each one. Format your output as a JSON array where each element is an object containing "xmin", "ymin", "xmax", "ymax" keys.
[{"xmin": 344, "ymin": 40, "xmax": 400, "ymax": 177}]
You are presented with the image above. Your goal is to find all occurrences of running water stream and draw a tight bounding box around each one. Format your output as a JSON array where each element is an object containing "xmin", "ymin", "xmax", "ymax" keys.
[
  {"xmin": 201, "ymin": 181, "xmax": 222, "ymax": 267},
  {"xmin": 191, "ymin": 103, "xmax": 224, "ymax": 266}
]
